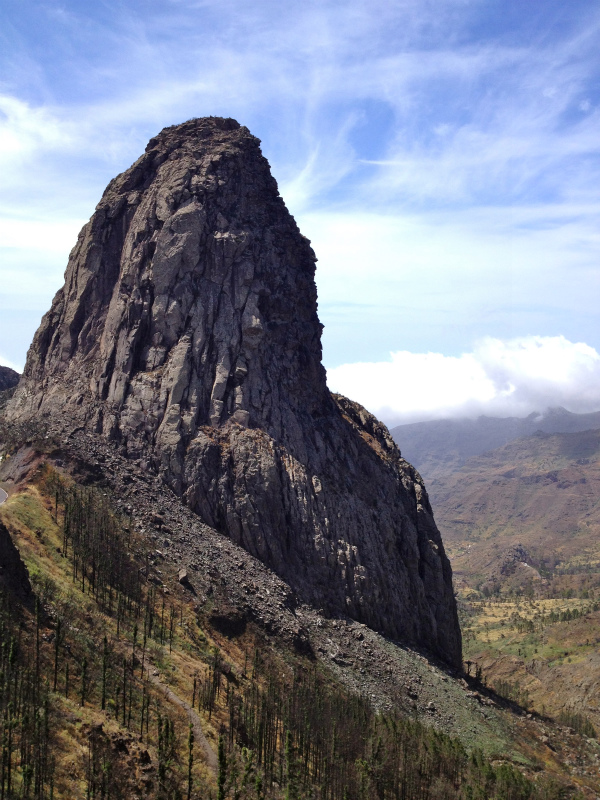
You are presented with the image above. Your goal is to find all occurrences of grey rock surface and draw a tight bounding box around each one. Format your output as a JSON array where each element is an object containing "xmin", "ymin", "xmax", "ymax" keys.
[{"xmin": 7, "ymin": 117, "xmax": 461, "ymax": 666}]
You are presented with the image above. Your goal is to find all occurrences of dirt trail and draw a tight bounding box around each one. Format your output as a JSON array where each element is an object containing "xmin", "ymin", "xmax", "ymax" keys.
[
  {"xmin": 120, "ymin": 642, "xmax": 217, "ymax": 774},
  {"xmin": 146, "ymin": 668, "xmax": 218, "ymax": 773}
]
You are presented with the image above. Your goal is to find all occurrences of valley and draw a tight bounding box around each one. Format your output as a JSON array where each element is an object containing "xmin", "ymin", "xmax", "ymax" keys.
[{"xmin": 391, "ymin": 418, "xmax": 600, "ymax": 760}]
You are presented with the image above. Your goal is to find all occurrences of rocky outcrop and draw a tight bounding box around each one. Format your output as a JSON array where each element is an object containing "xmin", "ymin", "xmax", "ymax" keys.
[
  {"xmin": 0, "ymin": 366, "xmax": 19, "ymax": 392},
  {"xmin": 8, "ymin": 117, "xmax": 461, "ymax": 666}
]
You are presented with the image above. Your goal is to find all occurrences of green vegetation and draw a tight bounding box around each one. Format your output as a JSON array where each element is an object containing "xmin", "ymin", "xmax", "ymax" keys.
[
  {"xmin": 461, "ymin": 594, "xmax": 600, "ymax": 656},
  {"xmin": 1, "ymin": 466, "xmax": 191, "ymax": 798},
  {"xmin": 208, "ymin": 651, "xmax": 574, "ymax": 800},
  {"xmin": 460, "ymin": 594, "xmax": 600, "ymax": 745}
]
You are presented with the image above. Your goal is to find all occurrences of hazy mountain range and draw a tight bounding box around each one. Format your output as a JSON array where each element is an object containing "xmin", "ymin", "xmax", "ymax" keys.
[{"xmin": 391, "ymin": 407, "xmax": 600, "ymax": 481}]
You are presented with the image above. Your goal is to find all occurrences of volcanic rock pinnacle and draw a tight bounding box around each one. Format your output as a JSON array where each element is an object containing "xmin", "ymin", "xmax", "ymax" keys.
[{"xmin": 8, "ymin": 117, "xmax": 461, "ymax": 666}]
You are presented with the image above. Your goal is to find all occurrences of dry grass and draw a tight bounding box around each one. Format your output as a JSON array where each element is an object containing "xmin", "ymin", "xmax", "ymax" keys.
[{"xmin": 0, "ymin": 473, "xmax": 220, "ymax": 798}]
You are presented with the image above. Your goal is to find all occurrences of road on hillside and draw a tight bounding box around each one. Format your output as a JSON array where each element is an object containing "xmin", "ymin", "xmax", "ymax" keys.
[{"xmin": 0, "ymin": 488, "xmax": 7, "ymax": 505}]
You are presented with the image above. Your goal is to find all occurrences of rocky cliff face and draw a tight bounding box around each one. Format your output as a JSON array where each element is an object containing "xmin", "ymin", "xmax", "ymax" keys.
[{"xmin": 8, "ymin": 117, "xmax": 461, "ymax": 666}]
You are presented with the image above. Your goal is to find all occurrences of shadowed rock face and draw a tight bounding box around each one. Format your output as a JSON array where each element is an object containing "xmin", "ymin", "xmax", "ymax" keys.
[
  {"xmin": 0, "ymin": 367, "xmax": 19, "ymax": 392},
  {"xmin": 0, "ymin": 521, "xmax": 31, "ymax": 599},
  {"xmin": 8, "ymin": 117, "xmax": 461, "ymax": 666}
]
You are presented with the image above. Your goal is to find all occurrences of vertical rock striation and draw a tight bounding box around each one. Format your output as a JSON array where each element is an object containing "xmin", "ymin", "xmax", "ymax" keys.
[{"xmin": 8, "ymin": 117, "xmax": 461, "ymax": 666}]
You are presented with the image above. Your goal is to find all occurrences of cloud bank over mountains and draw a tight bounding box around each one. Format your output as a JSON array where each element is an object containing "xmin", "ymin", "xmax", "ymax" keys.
[{"xmin": 327, "ymin": 336, "xmax": 600, "ymax": 425}]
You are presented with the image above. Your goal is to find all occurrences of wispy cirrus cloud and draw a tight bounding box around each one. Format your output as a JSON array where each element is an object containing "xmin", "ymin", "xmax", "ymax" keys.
[{"xmin": 0, "ymin": 0, "xmax": 599, "ymax": 420}]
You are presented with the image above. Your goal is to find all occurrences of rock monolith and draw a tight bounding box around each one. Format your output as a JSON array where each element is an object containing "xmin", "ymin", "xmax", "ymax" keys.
[{"xmin": 8, "ymin": 117, "xmax": 461, "ymax": 666}]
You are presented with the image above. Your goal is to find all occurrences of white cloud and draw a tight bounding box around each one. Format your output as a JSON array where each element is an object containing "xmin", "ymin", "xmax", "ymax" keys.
[
  {"xmin": 327, "ymin": 336, "xmax": 600, "ymax": 425},
  {"xmin": 302, "ymin": 205, "xmax": 600, "ymax": 366},
  {"xmin": 0, "ymin": 96, "xmax": 74, "ymax": 174},
  {"xmin": 0, "ymin": 95, "xmax": 67, "ymax": 150},
  {"xmin": 0, "ymin": 354, "xmax": 23, "ymax": 373},
  {"xmin": 0, "ymin": 218, "xmax": 84, "ymax": 252}
]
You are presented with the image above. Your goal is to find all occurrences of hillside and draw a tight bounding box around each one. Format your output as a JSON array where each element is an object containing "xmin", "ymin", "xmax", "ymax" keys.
[
  {"xmin": 2, "ymin": 116, "xmax": 599, "ymax": 798},
  {"xmin": 428, "ymin": 427, "xmax": 600, "ymax": 741},
  {"xmin": 430, "ymin": 428, "xmax": 600, "ymax": 592},
  {"xmin": 1, "ymin": 431, "xmax": 600, "ymax": 797},
  {"xmin": 0, "ymin": 366, "xmax": 19, "ymax": 392},
  {"xmin": 0, "ymin": 367, "xmax": 19, "ymax": 412}
]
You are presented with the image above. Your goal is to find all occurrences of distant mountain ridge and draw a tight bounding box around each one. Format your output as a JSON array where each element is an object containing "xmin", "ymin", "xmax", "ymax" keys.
[
  {"xmin": 429, "ymin": 424, "xmax": 600, "ymax": 737},
  {"xmin": 391, "ymin": 407, "xmax": 600, "ymax": 481},
  {"xmin": 431, "ymin": 427, "xmax": 600, "ymax": 583}
]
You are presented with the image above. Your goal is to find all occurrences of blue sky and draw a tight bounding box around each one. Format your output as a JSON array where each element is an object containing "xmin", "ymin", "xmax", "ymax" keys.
[{"xmin": 1, "ymin": 0, "xmax": 600, "ymax": 423}]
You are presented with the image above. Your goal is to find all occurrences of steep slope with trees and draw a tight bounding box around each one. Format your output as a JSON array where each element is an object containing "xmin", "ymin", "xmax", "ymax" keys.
[{"xmin": 0, "ymin": 445, "xmax": 598, "ymax": 798}]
